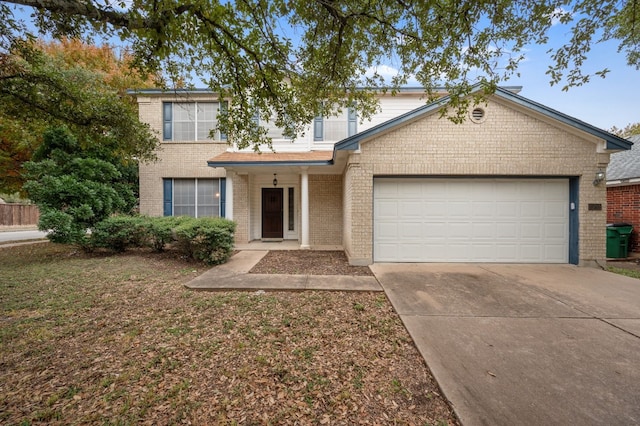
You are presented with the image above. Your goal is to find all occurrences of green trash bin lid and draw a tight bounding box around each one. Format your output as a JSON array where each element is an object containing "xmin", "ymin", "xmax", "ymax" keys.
[{"xmin": 607, "ymin": 223, "xmax": 634, "ymax": 235}]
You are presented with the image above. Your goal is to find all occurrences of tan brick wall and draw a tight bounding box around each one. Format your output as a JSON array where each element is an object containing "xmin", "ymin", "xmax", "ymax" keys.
[
  {"xmin": 233, "ymin": 173, "xmax": 250, "ymax": 244},
  {"xmin": 137, "ymin": 93, "xmax": 229, "ymax": 217},
  {"xmin": 309, "ymin": 175, "xmax": 343, "ymax": 245},
  {"xmin": 344, "ymin": 99, "xmax": 610, "ymax": 265}
]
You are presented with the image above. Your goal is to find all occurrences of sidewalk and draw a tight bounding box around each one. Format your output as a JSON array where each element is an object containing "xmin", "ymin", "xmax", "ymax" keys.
[{"xmin": 185, "ymin": 250, "xmax": 382, "ymax": 292}]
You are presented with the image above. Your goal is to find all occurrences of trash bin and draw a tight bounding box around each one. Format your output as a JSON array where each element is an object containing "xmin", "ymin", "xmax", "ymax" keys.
[{"xmin": 606, "ymin": 223, "xmax": 634, "ymax": 258}]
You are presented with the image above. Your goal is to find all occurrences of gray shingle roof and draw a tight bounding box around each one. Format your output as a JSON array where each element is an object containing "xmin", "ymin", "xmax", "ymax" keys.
[{"xmin": 607, "ymin": 134, "xmax": 640, "ymax": 181}]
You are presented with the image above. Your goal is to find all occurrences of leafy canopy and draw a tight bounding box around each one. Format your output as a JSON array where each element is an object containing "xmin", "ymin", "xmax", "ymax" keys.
[
  {"xmin": 1, "ymin": 0, "xmax": 638, "ymax": 149},
  {"xmin": 0, "ymin": 38, "xmax": 158, "ymax": 193},
  {"xmin": 23, "ymin": 127, "xmax": 138, "ymax": 246}
]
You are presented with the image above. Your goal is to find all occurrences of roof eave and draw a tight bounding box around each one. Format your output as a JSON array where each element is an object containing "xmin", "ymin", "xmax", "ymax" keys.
[{"xmin": 207, "ymin": 160, "xmax": 334, "ymax": 168}]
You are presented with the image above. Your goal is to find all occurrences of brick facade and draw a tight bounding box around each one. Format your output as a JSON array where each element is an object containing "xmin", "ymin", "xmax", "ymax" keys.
[
  {"xmin": 607, "ymin": 184, "xmax": 640, "ymax": 253},
  {"xmin": 343, "ymin": 99, "xmax": 610, "ymax": 266},
  {"xmin": 137, "ymin": 93, "xmax": 228, "ymax": 217},
  {"xmin": 309, "ymin": 175, "xmax": 343, "ymax": 246}
]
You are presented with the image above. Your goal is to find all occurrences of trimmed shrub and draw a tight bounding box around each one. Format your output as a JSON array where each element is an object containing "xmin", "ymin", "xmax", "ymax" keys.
[
  {"xmin": 91, "ymin": 215, "xmax": 149, "ymax": 252},
  {"xmin": 144, "ymin": 216, "xmax": 189, "ymax": 252},
  {"xmin": 174, "ymin": 217, "xmax": 237, "ymax": 265}
]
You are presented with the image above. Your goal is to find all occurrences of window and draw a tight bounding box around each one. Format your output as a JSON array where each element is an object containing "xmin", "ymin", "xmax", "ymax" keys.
[
  {"xmin": 314, "ymin": 105, "xmax": 357, "ymax": 141},
  {"xmin": 163, "ymin": 178, "xmax": 225, "ymax": 218},
  {"xmin": 163, "ymin": 102, "xmax": 227, "ymax": 141},
  {"xmin": 288, "ymin": 187, "xmax": 295, "ymax": 231},
  {"xmin": 252, "ymin": 109, "xmax": 290, "ymax": 140}
]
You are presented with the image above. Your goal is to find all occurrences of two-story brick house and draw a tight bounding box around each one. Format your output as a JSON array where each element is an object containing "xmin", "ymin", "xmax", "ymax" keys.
[{"xmin": 135, "ymin": 86, "xmax": 631, "ymax": 266}]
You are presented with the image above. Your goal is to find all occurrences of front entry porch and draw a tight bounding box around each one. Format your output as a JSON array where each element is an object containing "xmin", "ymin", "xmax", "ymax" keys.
[{"xmin": 207, "ymin": 150, "xmax": 346, "ymax": 250}]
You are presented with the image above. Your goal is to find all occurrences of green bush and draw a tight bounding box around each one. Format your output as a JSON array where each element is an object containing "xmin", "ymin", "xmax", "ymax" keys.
[
  {"xmin": 91, "ymin": 215, "xmax": 149, "ymax": 252},
  {"xmin": 89, "ymin": 215, "xmax": 236, "ymax": 265},
  {"xmin": 145, "ymin": 216, "xmax": 189, "ymax": 252},
  {"xmin": 174, "ymin": 217, "xmax": 237, "ymax": 265}
]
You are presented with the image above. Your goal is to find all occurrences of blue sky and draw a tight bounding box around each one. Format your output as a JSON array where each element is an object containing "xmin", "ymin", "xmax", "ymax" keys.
[{"xmin": 510, "ymin": 38, "xmax": 639, "ymax": 131}]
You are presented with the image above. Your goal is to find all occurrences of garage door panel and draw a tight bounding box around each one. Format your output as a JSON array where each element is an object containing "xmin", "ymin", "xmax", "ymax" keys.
[
  {"xmin": 449, "ymin": 201, "xmax": 471, "ymax": 216},
  {"xmin": 374, "ymin": 178, "xmax": 569, "ymax": 263},
  {"xmin": 375, "ymin": 200, "xmax": 398, "ymax": 217},
  {"xmin": 521, "ymin": 202, "xmax": 543, "ymax": 218},
  {"xmin": 449, "ymin": 222, "xmax": 472, "ymax": 238},
  {"xmin": 376, "ymin": 222, "xmax": 398, "ymax": 239},
  {"xmin": 424, "ymin": 202, "xmax": 447, "ymax": 217},
  {"xmin": 496, "ymin": 201, "xmax": 518, "ymax": 217},
  {"xmin": 399, "ymin": 222, "xmax": 424, "ymax": 239},
  {"xmin": 472, "ymin": 223, "xmax": 496, "ymax": 239},
  {"xmin": 496, "ymin": 223, "xmax": 518, "ymax": 239},
  {"xmin": 400, "ymin": 200, "xmax": 423, "ymax": 217},
  {"xmin": 472, "ymin": 202, "xmax": 494, "ymax": 217},
  {"xmin": 544, "ymin": 223, "xmax": 566, "ymax": 238},
  {"xmin": 545, "ymin": 201, "xmax": 566, "ymax": 217},
  {"xmin": 521, "ymin": 223, "xmax": 543, "ymax": 238}
]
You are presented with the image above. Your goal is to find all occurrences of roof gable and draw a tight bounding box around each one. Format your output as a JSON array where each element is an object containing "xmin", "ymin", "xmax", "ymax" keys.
[{"xmin": 335, "ymin": 85, "xmax": 632, "ymax": 152}]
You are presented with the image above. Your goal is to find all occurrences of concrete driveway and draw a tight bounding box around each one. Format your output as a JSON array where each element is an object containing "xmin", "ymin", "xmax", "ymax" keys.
[{"xmin": 370, "ymin": 263, "xmax": 640, "ymax": 426}]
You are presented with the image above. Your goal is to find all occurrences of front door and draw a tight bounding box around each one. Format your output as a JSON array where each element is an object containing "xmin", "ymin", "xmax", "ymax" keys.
[{"xmin": 262, "ymin": 188, "xmax": 283, "ymax": 239}]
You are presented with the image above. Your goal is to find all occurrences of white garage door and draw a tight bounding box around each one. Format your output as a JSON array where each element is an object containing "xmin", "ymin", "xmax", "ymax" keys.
[{"xmin": 374, "ymin": 178, "xmax": 569, "ymax": 263}]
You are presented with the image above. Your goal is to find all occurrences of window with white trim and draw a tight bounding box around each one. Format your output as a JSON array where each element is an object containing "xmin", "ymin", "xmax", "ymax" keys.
[
  {"xmin": 164, "ymin": 178, "xmax": 222, "ymax": 217},
  {"xmin": 163, "ymin": 102, "xmax": 227, "ymax": 141}
]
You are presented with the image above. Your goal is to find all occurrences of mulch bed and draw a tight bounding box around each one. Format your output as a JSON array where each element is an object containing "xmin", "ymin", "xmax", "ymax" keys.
[{"xmin": 249, "ymin": 250, "xmax": 374, "ymax": 276}]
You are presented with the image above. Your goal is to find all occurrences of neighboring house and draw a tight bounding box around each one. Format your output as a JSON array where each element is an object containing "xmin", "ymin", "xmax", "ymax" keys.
[
  {"xmin": 607, "ymin": 133, "xmax": 640, "ymax": 253},
  {"xmin": 135, "ymin": 85, "xmax": 631, "ymax": 267}
]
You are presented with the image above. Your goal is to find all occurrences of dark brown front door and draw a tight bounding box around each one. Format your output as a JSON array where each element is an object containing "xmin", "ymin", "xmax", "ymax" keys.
[{"xmin": 262, "ymin": 188, "xmax": 283, "ymax": 239}]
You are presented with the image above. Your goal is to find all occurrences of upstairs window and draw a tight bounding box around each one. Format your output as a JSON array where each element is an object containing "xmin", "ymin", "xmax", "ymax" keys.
[
  {"xmin": 163, "ymin": 102, "xmax": 227, "ymax": 141},
  {"xmin": 314, "ymin": 105, "xmax": 357, "ymax": 141}
]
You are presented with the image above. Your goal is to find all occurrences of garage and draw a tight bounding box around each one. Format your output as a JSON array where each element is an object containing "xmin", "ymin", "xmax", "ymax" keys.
[{"xmin": 373, "ymin": 178, "xmax": 569, "ymax": 263}]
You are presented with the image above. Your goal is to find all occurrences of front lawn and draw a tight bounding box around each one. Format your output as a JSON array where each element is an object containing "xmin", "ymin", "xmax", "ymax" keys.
[{"xmin": 0, "ymin": 244, "xmax": 458, "ymax": 425}]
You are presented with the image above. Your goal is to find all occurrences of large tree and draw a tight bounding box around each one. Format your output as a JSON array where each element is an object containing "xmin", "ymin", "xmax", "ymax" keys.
[
  {"xmin": 0, "ymin": 39, "xmax": 158, "ymax": 193},
  {"xmin": 23, "ymin": 126, "xmax": 137, "ymax": 246},
  {"xmin": 1, "ymin": 1, "xmax": 638, "ymax": 149}
]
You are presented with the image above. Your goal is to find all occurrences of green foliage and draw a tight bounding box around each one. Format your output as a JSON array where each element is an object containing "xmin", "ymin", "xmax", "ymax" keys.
[
  {"xmin": 23, "ymin": 127, "xmax": 136, "ymax": 247},
  {"xmin": 0, "ymin": 39, "xmax": 158, "ymax": 193},
  {"xmin": 145, "ymin": 216, "xmax": 189, "ymax": 252},
  {"xmin": 88, "ymin": 215, "xmax": 236, "ymax": 265},
  {"xmin": 0, "ymin": 1, "xmax": 636, "ymax": 150},
  {"xmin": 91, "ymin": 216, "xmax": 149, "ymax": 252},
  {"xmin": 174, "ymin": 217, "xmax": 237, "ymax": 265},
  {"xmin": 609, "ymin": 122, "xmax": 640, "ymax": 138}
]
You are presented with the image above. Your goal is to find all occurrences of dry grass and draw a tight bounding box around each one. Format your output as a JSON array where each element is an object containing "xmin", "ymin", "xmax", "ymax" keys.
[{"xmin": 0, "ymin": 244, "xmax": 458, "ymax": 425}]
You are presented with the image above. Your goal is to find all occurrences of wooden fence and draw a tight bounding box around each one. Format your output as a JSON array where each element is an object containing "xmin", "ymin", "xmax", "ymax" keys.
[{"xmin": 0, "ymin": 204, "xmax": 40, "ymax": 226}]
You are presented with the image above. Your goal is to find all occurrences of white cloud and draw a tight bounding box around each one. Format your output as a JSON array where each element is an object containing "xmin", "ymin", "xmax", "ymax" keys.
[{"xmin": 549, "ymin": 7, "xmax": 572, "ymax": 26}]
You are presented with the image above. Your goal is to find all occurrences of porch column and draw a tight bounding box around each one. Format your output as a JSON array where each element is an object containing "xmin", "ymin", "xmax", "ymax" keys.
[
  {"xmin": 300, "ymin": 167, "xmax": 310, "ymax": 249},
  {"xmin": 225, "ymin": 170, "xmax": 233, "ymax": 220}
]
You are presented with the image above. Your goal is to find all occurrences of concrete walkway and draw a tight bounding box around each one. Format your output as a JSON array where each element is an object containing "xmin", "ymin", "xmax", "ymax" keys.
[
  {"xmin": 371, "ymin": 263, "xmax": 640, "ymax": 426},
  {"xmin": 185, "ymin": 250, "xmax": 382, "ymax": 292}
]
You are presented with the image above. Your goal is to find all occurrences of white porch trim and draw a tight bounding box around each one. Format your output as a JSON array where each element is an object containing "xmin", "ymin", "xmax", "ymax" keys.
[{"xmin": 300, "ymin": 167, "xmax": 310, "ymax": 249}]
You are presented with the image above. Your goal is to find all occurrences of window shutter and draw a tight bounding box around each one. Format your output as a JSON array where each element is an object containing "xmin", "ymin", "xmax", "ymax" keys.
[
  {"xmin": 348, "ymin": 106, "xmax": 357, "ymax": 136},
  {"xmin": 163, "ymin": 103, "xmax": 172, "ymax": 140},
  {"xmin": 313, "ymin": 114, "xmax": 323, "ymax": 141},
  {"xmin": 220, "ymin": 101, "xmax": 228, "ymax": 141},
  {"xmin": 220, "ymin": 178, "xmax": 226, "ymax": 218},
  {"xmin": 163, "ymin": 178, "xmax": 173, "ymax": 216}
]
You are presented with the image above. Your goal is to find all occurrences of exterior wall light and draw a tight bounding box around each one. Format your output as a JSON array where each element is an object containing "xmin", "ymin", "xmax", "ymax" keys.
[
  {"xmin": 593, "ymin": 170, "xmax": 605, "ymax": 186},
  {"xmin": 273, "ymin": 173, "xmax": 278, "ymax": 187}
]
